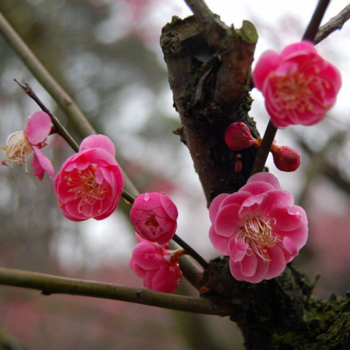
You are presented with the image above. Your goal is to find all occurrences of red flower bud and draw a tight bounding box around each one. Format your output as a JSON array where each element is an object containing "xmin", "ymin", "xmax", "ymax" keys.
[
  {"xmin": 224, "ymin": 122, "xmax": 256, "ymax": 151},
  {"xmin": 271, "ymin": 144, "xmax": 300, "ymax": 172}
]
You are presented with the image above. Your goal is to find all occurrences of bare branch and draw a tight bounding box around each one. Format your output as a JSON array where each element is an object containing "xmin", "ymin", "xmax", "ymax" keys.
[
  {"xmin": 0, "ymin": 268, "xmax": 228, "ymax": 316},
  {"xmin": 315, "ymin": 4, "xmax": 350, "ymax": 44}
]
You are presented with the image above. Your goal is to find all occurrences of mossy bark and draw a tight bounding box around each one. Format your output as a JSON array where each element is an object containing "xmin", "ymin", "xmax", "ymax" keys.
[{"xmin": 161, "ymin": 15, "xmax": 350, "ymax": 350}]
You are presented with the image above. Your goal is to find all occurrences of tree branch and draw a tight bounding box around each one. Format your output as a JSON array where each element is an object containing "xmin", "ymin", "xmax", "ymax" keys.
[
  {"xmin": 0, "ymin": 268, "xmax": 227, "ymax": 316},
  {"xmin": 315, "ymin": 4, "xmax": 350, "ymax": 44}
]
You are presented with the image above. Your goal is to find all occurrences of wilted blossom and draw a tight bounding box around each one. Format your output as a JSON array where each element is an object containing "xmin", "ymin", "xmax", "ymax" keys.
[
  {"xmin": 130, "ymin": 192, "xmax": 178, "ymax": 245},
  {"xmin": 1, "ymin": 111, "xmax": 54, "ymax": 180},
  {"xmin": 270, "ymin": 143, "xmax": 300, "ymax": 172},
  {"xmin": 209, "ymin": 172, "xmax": 308, "ymax": 283},
  {"xmin": 224, "ymin": 122, "xmax": 257, "ymax": 151},
  {"xmin": 129, "ymin": 235, "xmax": 183, "ymax": 293},
  {"xmin": 253, "ymin": 41, "xmax": 341, "ymax": 128},
  {"xmin": 54, "ymin": 134, "xmax": 123, "ymax": 221}
]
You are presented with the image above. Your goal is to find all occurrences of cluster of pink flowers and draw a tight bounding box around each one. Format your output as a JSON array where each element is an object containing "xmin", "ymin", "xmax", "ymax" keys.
[
  {"xmin": 209, "ymin": 172, "xmax": 308, "ymax": 283},
  {"xmin": 1, "ymin": 41, "xmax": 341, "ymax": 288},
  {"xmin": 253, "ymin": 41, "xmax": 341, "ymax": 128},
  {"xmin": 129, "ymin": 192, "xmax": 182, "ymax": 293},
  {"xmin": 224, "ymin": 122, "xmax": 300, "ymax": 172}
]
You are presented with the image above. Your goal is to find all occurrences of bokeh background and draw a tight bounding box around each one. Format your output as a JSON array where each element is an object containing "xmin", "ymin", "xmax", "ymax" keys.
[{"xmin": 0, "ymin": 0, "xmax": 350, "ymax": 349}]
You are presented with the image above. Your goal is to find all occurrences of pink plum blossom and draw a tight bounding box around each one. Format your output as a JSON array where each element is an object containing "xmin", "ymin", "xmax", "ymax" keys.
[
  {"xmin": 54, "ymin": 134, "xmax": 123, "ymax": 221},
  {"xmin": 209, "ymin": 172, "xmax": 308, "ymax": 283},
  {"xmin": 270, "ymin": 144, "xmax": 300, "ymax": 172},
  {"xmin": 1, "ymin": 111, "xmax": 54, "ymax": 180},
  {"xmin": 253, "ymin": 41, "xmax": 341, "ymax": 128},
  {"xmin": 130, "ymin": 192, "xmax": 178, "ymax": 245},
  {"xmin": 224, "ymin": 122, "xmax": 256, "ymax": 151},
  {"xmin": 129, "ymin": 235, "xmax": 183, "ymax": 293}
]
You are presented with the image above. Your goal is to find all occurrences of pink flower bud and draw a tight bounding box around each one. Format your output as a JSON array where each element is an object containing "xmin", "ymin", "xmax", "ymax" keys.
[
  {"xmin": 130, "ymin": 192, "xmax": 178, "ymax": 245},
  {"xmin": 209, "ymin": 172, "xmax": 308, "ymax": 283},
  {"xmin": 271, "ymin": 144, "xmax": 300, "ymax": 172},
  {"xmin": 253, "ymin": 41, "xmax": 342, "ymax": 128},
  {"xmin": 54, "ymin": 135, "xmax": 124, "ymax": 221},
  {"xmin": 1, "ymin": 111, "xmax": 54, "ymax": 180},
  {"xmin": 129, "ymin": 238, "xmax": 183, "ymax": 293},
  {"xmin": 224, "ymin": 122, "xmax": 256, "ymax": 151}
]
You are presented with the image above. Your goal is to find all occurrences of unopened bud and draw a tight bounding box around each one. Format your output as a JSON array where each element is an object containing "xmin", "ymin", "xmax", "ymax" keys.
[
  {"xmin": 271, "ymin": 144, "xmax": 300, "ymax": 172},
  {"xmin": 224, "ymin": 122, "xmax": 256, "ymax": 151}
]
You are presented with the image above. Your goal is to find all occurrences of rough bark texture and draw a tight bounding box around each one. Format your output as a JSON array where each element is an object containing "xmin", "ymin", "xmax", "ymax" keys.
[
  {"xmin": 161, "ymin": 14, "xmax": 350, "ymax": 350},
  {"xmin": 161, "ymin": 15, "xmax": 259, "ymax": 206}
]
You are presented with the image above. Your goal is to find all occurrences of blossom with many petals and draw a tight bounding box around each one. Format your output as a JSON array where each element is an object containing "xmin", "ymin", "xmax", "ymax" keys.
[
  {"xmin": 209, "ymin": 172, "xmax": 308, "ymax": 283},
  {"xmin": 129, "ymin": 235, "xmax": 183, "ymax": 293},
  {"xmin": 1, "ymin": 111, "xmax": 54, "ymax": 180},
  {"xmin": 54, "ymin": 135, "xmax": 123, "ymax": 221},
  {"xmin": 130, "ymin": 192, "xmax": 178, "ymax": 245},
  {"xmin": 253, "ymin": 41, "xmax": 341, "ymax": 128}
]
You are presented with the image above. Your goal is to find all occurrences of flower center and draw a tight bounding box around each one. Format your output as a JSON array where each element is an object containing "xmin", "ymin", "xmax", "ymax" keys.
[
  {"xmin": 145, "ymin": 216, "xmax": 160, "ymax": 229},
  {"xmin": 65, "ymin": 164, "xmax": 109, "ymax": 216},
  {"xmin": 1, "ymin": 131, "xmax": 33, "ymax": 171},
  {"xmin": 273, "ymin": 70, "xmax": 330, "ymax": 116},
  {"xmin": 240, "ymin": 217, "xmax": 279, "ymax": 262}
]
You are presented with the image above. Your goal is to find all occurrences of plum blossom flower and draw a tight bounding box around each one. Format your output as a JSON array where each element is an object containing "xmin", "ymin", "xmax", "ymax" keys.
[
  {"xmin": 209, "ymin": 172, "xmax": 308, "ymax": 283},
  {"xmin": 253, "ymin": 41, "xmax": 341, "ymax": 128},
  {"xmin": 54, "ymin": 134, "xmax": 123, "ymax": 221},
  {"xmin": 130, "ymin": 192, "xmax": 178, "ymax": 245},
  {"xmin": 270, "ymin": 143, "xmax": 300, "ymax": 172},
  {"xmin": 129, "ymin": 235, "xmax": 183, "ymax": 293},
  {"xmin": 1, "ymin": 111, "xmax": 54, "ymax": 180},
  {"xmin": 224, "ymin": 122, "xmax": 256, "ymax": 151}
]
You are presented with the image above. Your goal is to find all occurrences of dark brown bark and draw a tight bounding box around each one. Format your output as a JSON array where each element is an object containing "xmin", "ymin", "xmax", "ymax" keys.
[{"xmin": 161, "ymin": 15, "xmax": 259, "ymax": 206}]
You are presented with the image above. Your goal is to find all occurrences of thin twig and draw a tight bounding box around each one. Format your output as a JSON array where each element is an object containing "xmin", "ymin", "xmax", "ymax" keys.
[
  {"xmin": 250, "ymin": 0, "xmax": 331, "ymax": 176},
  {"xmin": 14, "ymin": 80, "xmax": 80, "ymax": 152},
  {"xmin": 173, "ymin": 235, "xmax": 209, "ymax": 269},
  {"xmin": 0, "ymin": 267, "xmax": 228, "ymax": 316},
  {"xmin": 315, "ymin": 5, "xmax": 350, "ymax": 44}
]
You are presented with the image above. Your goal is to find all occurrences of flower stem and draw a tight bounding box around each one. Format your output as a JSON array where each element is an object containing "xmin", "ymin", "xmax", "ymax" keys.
[{"xmin": 250, "ymin": 0, "xmax": 331, "ymax": 176}]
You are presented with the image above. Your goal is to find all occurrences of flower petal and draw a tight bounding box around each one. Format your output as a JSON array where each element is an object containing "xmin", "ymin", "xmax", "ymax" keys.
[
  {"xmin": 209, "ymin": 225, "xmax": 230, "ymax": 256},
  {"xmin": 32, "ymin": 146, "xmax": 54, "ymax": 180},
  {"xmin": 264, "ymin": 245, "xmax": 286, "ymax": 280},
  {"xmin": 247, "ymin": 172, "xmax": 281, "ymax": 189},
  {"xmin": 25, "ymin": 111, "xmax": 52, "ymax": 145},
  {"xmin": 80, "ymin": 134, "xmax": 116, "ymax": 157},
  {"xmin": 253, "ymin": 50, "xmax": 281, "ymax": 91}
]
